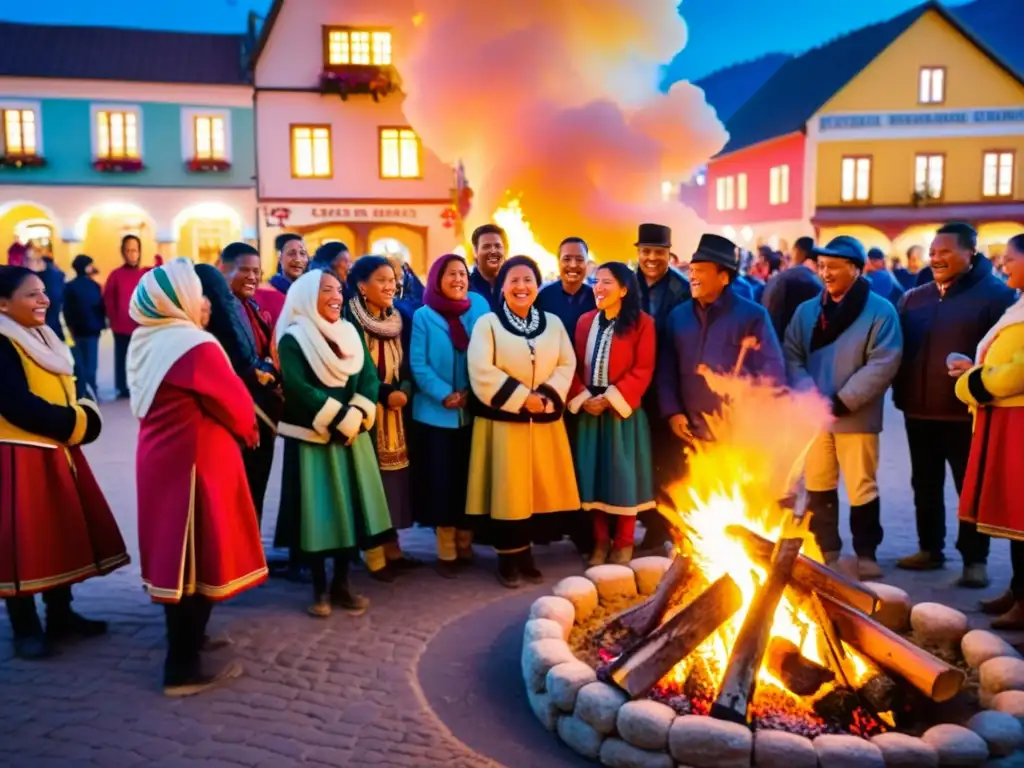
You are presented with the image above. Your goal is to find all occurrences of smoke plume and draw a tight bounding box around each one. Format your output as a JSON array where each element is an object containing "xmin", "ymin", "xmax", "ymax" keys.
[{"xmin": 401, "ymin": 0, "xmax": 729, "ymax": 259}]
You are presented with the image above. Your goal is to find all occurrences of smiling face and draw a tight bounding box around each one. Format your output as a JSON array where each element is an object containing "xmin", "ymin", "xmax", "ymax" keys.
[
  {"xmin": 331, "ymin": 249, "xmax": 353, "ymax": 284},
  {"xmin": 280, "ymin": 238, "xmax": 309, "ymax": 281},
  {"xmin": 0, "ymin": 273, "xmax": 49, "ymax": 328},
  {"xmin": 475, "ymin": 233, "xmax": 506, "ymax": 281},
  {"xmin": 637, "ymin": 245, "xmax": 670, "ymax": 283},
  {"xmin": 818, "ymin": 256, "xmax": 859, "ymax": 300},
  {"xmin": 559, "ymin": 241, "xmax": 587, "ymax": 290},
  {"xmin": 593, "ymin": 267, "xmax": 627, "ymax": 312},
  {"xmin": 689, "ymin": 262, "xmax": 730, "ymax": 305},
  {"xmin": 225, "ymin": 253, "xmax": 262, "ymax": 300},
  {"xmin": 360, "ymin": 264, "xmax": 397, "ymax": 314},
  {"xmin": 502, "ymin": 264, "xmax": 538, "ymax": 315},
  {"xmin": 929, "ymin": 233, "xmax": 972, "ymax": 285},
  {"xmin": 317, "ymin": 272, "xmax": 344, "ymax": 322},
  {"xmin": 440, "ymin": 258, "xmax": 468, "ymax": 301},
  {"xmin": 1003, "ymin": 239, "xmax": 1024, "ymax": 292}
]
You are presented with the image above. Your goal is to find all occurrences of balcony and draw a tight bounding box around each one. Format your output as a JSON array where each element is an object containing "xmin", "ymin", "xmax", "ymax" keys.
[
  {"xmin": 319, "ymin": 64, "xmax": 399, "ymax": 102},
  {"xmin": 0, "ymin": 153, "xmax": 46, "ymax": 169},
  {"xmin": 93, "ymin": 157, "xmax": 144, "ymax": 173},
  {"xmin": 186, "ymin": 158, "xmax": 231, "ymax": 173}
]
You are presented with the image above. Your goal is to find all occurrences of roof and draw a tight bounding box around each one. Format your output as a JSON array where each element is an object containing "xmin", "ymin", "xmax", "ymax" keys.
[
  {"xmin": 0, "ymin": 21, "xmax": 249, "ymax": 85},
  {"xmin": 718, "ymin": 0, "xmax": 1024, "ymax": 156},
  {"xmin": 248, "ymin": 0, "xmax": 284, "ymax": 71}
]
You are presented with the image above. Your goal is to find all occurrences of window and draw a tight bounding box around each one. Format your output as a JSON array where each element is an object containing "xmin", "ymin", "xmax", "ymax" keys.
[
  {"xmin": 840, "ymin": 156, "xmax": 871, "ymax": 202},
  {"xmin": 325, "ymin": 28, "xmax": 392, "ymax": 66},
  {"xmin": 914, "ymin": 154, "xmax": 944, "ymax": 199},
  {"xmin": 919, "ymin": 67, "xmax": 945, "ymax": 104},
  {"xmin": 96, "ymin": 109, "xmax": 139, "ymax": 159},
  {"xmin": 3, "ymin": 108, "xmax": 37, "ymax": 156},
  {"xmin": 291, "ymin": 125, "xmax": 332, "ymax": 178},
  {"xmin": 715, "ymin": 176, "xmax": 736, "ymax": 211},
  {"xmin": 379, "ymin": 127, "xmax": 421, "ymax": 179},
  {"xmin": 769, "ymin": 165, "xmax": 790, "ymax": 205},
  {"xmin": 737, "ymin": 173, "xmax": 747, "ymax": 210},
  {"xmin": 194, "ymin": 115, "xmax": 226, "ymax": 161},
  {"xmin": 983, "ymin": 151, "xmax": 1015, "ymax": 198}
]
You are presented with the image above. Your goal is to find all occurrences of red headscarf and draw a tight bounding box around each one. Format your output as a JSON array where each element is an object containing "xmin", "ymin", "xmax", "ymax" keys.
[
  {"xmin": 424, "ymin": 253, "xmax": 472, "ymax": 351},
  {"xmin": 7, "ymin": 242, "xmax": 26, "ymax": 267}
]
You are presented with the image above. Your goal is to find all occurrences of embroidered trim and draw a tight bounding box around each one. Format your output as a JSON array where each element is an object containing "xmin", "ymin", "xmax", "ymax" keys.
[{"xmin": 590, "ymin": 316, "xmax": 615, "ymax": 389}]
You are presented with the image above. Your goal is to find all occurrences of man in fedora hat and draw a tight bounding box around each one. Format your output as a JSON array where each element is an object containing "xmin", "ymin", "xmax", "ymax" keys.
[
  {"xmin": 784, "ymin": 235, "xmax": 902, "ymax": 580},
  {"xmin": 633, "ymin": 223, "xmax": 691, "ymax": 552},
  {"xmin": 657, "ymin": 233, "xmax": 784, "ymax": 444}
]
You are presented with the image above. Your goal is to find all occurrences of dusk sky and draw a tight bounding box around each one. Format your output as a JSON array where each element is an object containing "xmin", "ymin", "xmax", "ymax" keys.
[{"xmin": 2, "ymin": 0, "xmax": 971, "ymax": 81}]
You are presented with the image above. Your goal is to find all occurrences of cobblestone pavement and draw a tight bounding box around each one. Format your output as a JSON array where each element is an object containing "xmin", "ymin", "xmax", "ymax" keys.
[{"xmin": 0, "ymin": 340, "xmax": 1016, "ymax": 767}]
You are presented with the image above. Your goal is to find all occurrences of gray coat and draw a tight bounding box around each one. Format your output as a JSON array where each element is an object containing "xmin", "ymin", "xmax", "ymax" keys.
[{"xmin": 784, "ymin": 291, "xmax": 903, "ymax": 434}]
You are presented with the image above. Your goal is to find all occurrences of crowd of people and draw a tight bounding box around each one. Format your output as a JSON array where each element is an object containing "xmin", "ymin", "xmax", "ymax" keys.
[{"xmin": 2, "ymin": 220, "xmax": 1023, "ymax": 699}]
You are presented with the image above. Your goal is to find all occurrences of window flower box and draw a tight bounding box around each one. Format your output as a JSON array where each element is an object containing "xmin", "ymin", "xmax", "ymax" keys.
[
  {"xmin": 0, "ymin": 154, "xmax": 46, "ymax": 169},
  {"xmin": 319, "ymin": 64, "xmax": 398, "ymax": 102},
  {"xmin": 186, "ymin": 158, "xmax": 231, "ymax": 173},
  {"xmin": 93, "ymin": 157, "xmax": 144, "ymax": 173}
]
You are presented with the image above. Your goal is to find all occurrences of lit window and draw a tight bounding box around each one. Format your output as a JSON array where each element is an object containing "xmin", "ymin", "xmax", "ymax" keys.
[
  {"xmin": 737, "ymin": 173, "xmax": 747, "ymax": 210},
  {"xmin": 769, "ymin": 165, "xmax": 790, "ymax": 205},
  {"xmin": 96, "ymin": 110, "xmax": 139, "ymax": 159},
  {"xmin": 983, "ymin": 151, "xmax": 1014, "ymax": 198},
  {"xmin": 291, "ymin": 125, "xmax": 332, "ymax": 178},
  {"xmin": 715, "ymin": 176, "xmax": 736, "ymax": 211},
  {"xmin": 919, "ymin": 67, "xmax": 945, "ymax": 104},
  {"xmin": 379, "ymin": 127, "xmax": 420, "ymax": 179},
  {"xmin": 3, "ymin": 109, "xmax": 37, "ymax": 156},
  {"xmin": 194, "ymin": 116, "xmax": 226, "ymax": 161},
  {"xmin": 661, "ymin": 180, "xmax": 674, "ymax": 202},
  {"xmin": 914, "ymin": 154, "xmax": 944, "ymax": 199},
  {"xmin": 326, "ymin": 28, "xmax": 392, "ymax": 66},
  {"xmin": 840, "ymin": 156, "xmax": 871, "ymax": 202}
]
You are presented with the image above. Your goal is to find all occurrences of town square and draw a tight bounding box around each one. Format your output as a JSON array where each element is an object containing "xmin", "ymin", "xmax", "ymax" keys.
[{"xmin": 2, "ymin": 0, "xmax": 1024, "ymax": 766}]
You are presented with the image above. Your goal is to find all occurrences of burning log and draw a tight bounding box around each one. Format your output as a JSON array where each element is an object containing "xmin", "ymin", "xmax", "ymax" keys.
[
  {"xmin": 727, "ymin": 525, "xmax": 880, "ymax": 615},
  {"xmin": 858, "ymin": 671, "xmax": 902, "ymax": 713},
  {"xmin": 617, "ymin": 555, "xmax": 696, "ymax": 637},
  {"xmin": 818, "ymin": 592, "xmax": 965, "ymax": 703},
  {"xmin": 764, "ymin": 637, "xmax": 835, "ymax": 696},
  {"xmin": 711, "ymin": 537, "xmax": 803, "ymax": 725},
  {"xmin": 604, "ymin": 574, "xmax": 743, "ymax": 699}
]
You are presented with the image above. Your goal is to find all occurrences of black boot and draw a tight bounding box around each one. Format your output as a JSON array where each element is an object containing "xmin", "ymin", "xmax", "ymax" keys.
[
  {"xmin": 497, "ymin": 553, "xmax": 521, "ymax": 589},
  {"xmin": 517, "ymin": 547, "xmax": 544, "ymax": 585},
  {"xmin": 806, "ymin": 489, "xmax": 841, "ymax": 561},
  {"xmin": 330, "ymin": 559, "xmax": 369, "ymax": 616},
  {"xmin": 44, "ymin": 588, "xmax": 107, "ymax": 641}
]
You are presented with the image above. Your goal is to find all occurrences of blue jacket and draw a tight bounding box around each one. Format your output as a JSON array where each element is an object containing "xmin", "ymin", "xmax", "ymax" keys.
[
  {"xmin": 784, "ymin": 290, "xmax": 903, "ymax": 434},
  {"xmin": 63, "ymin": 275, "xmax": 106, "ymax": 337},
  {"xmin": 410, "ymin": 293, "xmax": 491, "ymax": 428},
  {"xmin": 866, "ymin": 269, "xmax": 904, "ymax": 306},
  {"xmin": 657, "ymin": 286, "xmax": 784, "ymax": 439}
]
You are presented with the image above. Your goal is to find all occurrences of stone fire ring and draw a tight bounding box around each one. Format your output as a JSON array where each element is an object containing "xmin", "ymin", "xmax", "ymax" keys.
[{"xmin": 522, "ymin": 557, "xmax": 1024, "ymax": 767}]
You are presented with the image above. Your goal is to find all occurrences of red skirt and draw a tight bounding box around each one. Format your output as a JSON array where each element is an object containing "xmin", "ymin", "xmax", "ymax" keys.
[
  {"xmin": 0, "ymin": 443, "xmax": 129, "ymax": 597},
  {"xmin": 959, "ymin": 407, "xmax": 1024, "ymax": 540}
]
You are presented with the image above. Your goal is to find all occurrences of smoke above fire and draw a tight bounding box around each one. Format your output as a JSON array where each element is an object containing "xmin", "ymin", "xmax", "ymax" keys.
[{"xmin": 401, "ymin": 0, "xmax": 729, "ymax": 260}]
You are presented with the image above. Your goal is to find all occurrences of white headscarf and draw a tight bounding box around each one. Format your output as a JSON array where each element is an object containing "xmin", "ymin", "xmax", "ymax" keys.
[
  {"xmin": 127, "ymin": 257, "xmax": 226, "ymax": 418},
  {"xmin": 276, "ymin": 270, "xmax": 363, "ymax": 387}
]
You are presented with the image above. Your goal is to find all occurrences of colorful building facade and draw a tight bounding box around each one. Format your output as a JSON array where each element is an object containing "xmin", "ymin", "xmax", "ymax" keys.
[{"xmin": 0, "ymin": 21, "xmax": 258, "ymax": 275}]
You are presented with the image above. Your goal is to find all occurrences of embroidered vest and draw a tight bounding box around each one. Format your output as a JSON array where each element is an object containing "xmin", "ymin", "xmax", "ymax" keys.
[{"xmin": 0, "ymin": 341, "xmax": 81, "ymax": 448}]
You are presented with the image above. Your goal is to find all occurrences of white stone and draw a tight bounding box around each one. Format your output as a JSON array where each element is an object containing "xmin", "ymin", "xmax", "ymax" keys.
[
  {"xmin": 922, "ymin": 724, "xmax": 990, "ymax": 766},
  {"xmin": 521, "ymin": 638, "xmax": 575, "ymax": 693},
  {"xmin": 523, "ymin": 617, "xmax": 565, "ymax": 645},
  {"xmin": 813, "ymin": 734, "xmax": 885, "ymax": 768},
  {"xmin": 616, "ymin": 700, "xmax": 676, "ymax": 751},
  {"xmin": 968, "ymin": 711, "xmax": 1024, "ymax": 757},
  {"xmin": 668, "ymin": 715, "xmax": 752, "ymax": 768},
  {"xmin": 547, "ymin": 661, "xmax": 597, "ymax": 713},
  {"xmin": 963, "ymin": 630, "xmax": 1023, "ymax": 669},
  {"xmin": 911, "ymin": 603, "xmax": 970, "ymax": 649},
  {"xmin": 982, "ymin": 658, "xmax": 1024, "ymax": 696},
  {"xmin": 864, "ymin": 581, "xmax": 912, "ymax": 633},
  {"xmin": 557, "ymin": 714, "xmax": 603, "ymax": 759},
  {"xmin": 629, "ymin": 556, "xmax": 673, "ymax": 596},
  {"xmin": 870, "ymin": 732, "xmax": 939, "ymax": 768},
  {"xmin": 993, "ymin": 691, "xmax": 1024, "ymax": 725},
  {"xmin": 575, "ymin": 681, "xmax": 628, "ymax": 735},
  {"xmin": 599, "ymin": 738, "xmax": 674, "ymax": 768},
  {"xmin": 752, "ymin": 730, "xmax": 817, "ymax": 768},
  {"xmin": 526, "ymin": 686, "xmax": 559, "ymax": 731},
  {"xmin": 529, "ymin": 596, "xmax": 575, "ymax": 638},
  {"xmin": 552, "ymin": 576, "xmax": 599, "ymax": 622},
  {"xmin": 584, "ymin": 564, "xmax": 639, "ymax": 602}
]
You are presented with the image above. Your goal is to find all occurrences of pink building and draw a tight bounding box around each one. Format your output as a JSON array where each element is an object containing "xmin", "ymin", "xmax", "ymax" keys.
[{"xmin": 251, "ymin": 0, "xmax": 458, "ymax": 275}]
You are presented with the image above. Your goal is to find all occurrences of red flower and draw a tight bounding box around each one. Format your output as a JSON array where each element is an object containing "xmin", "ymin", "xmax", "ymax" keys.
[{"xmin": 93, "ymin": 157, "xmax": 144, "ymax": 173}]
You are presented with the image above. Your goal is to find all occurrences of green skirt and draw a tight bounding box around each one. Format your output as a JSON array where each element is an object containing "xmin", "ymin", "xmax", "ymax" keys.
[{"xmin": 574, "ymin": 407, "xmax": 656, "ymax": 517}]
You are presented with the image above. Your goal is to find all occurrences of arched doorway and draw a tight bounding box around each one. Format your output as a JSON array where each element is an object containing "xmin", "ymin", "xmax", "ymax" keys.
[
  {"xmin": 0, "ymin": 201, "xmax": 64, "ymax": 268},
  {"xmin": 304, "ymin": 224, "xmax": 357, "ymax": 254},
  {"xmin": 173, "ymin": 202, "xmax": 243, "ymax": 265},
  {"xmin": 368, "ymin": 224, "xmax": 426, "ymax": 276},
  {"xmin": 891, "ymin": 224, "xmax": 943, "ymax": 265},
  {"xmin": 370, "ymin": 237, "xmax": 411, "ymax": 261},
  {"xmin": 74, "ymin": 203, "xmax": 157, "ymax": 277}
]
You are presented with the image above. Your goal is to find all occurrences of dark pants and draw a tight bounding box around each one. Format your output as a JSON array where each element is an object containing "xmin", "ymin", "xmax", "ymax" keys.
[
  {"xmin": 113, "ymin": 332, "xmax": 131, "ymax": 397},
  {"xmin": 244, "ymin": 419, "xmax": 277, "ymax": 526},
  {"xmin": 807, "ymin": 491, "xmax": 883, "ymax": 558},
  {"xmin": 310, "ymin": 554, "xmax": 349, "ymax": 598},
  {"xmin": 905, "ymin": 417, "xmax": 989, "ymax": 565},
  {"xmin": 4, "ymin": 586, "xmax": 72, "ymax": 638},
  {"xmin": 642, "ymin": 411, "xmax": 686, "ymax": 546},
  {"xmin": 72, "ymin": 334, "xmax": 100, "ymax": 397},
  {"xmin": 163, "ymin": 595, "xmax": 213, "ymax": 684},
  {"xmin": 1011, "ymin": 541, "xmax": 1024, "ymax": 599}
]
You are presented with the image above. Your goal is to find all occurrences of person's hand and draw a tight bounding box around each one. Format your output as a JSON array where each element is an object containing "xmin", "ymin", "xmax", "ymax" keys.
[
  {"xmin": 524, "ymin": 393, "xmax": 545, "ymax": 414},
  {"xmin": 582, "ymin": 395, "xmax": 608, "ymax": 415},
  {"xmin": 442, "ymin": 392, "xmax": 462, "ymax": 409},
  {"xmin": 387, "ymin": 391, "xmax": 408, "ymax": 409},
  {"xmin": 948, "ymin": 359, "xmax": 973, "ymax": 378},
  {"xmin": 669, "ymin": 414, "xmax": 693, "ymax": 442}
]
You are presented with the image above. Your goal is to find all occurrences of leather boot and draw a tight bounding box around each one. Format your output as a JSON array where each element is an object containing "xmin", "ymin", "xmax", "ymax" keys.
[
  {"xmin": 517, "ymin": 547, "xmax": 544, "ymax": 584},
  {"xmin": 982, "ymin": 589, "xmax": 1017, "ymax": 616},
  {"xmin": 497, "ymin": 553, "xmax": 521, "ymax": 589},
  {"xmin": 992, "ymin": 601, "xmax": 1024, "ymax": 631}
]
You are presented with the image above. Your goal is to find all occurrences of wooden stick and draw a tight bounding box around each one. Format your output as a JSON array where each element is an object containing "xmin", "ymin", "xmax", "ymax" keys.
[
  {"xmin": 711, "ymin": 537, "xmax": 803, "ymax": 725},
  {"xmin": 727, "ymin": 525, "xmax": 880, "ymax": 615},
  {"xmin": 617, "ymin": 555, "xmax": 696, "ymax": 637},
  {"xmin": 764, "ymin": 637, "xmax": 835, "ymax": 696},
  {"xmin": 605, "ymin": 574, "xmax": 743, "ymax": 699},
  {"xmin": 818, "ymin": 592, "xmax": 965, "ymax": 703},
  {"xmin": 809, "ymin": 591, "xmax": 855, "ymax": 688}
]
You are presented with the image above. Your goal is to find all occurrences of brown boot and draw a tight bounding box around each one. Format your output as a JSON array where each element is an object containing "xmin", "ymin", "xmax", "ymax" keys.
[
  {"xmin": 992, "ymin": 601, "xmax": 1024, "ymax": 631},
  {"xmin": 981, "ymin": 589, "xmax": 1016, "ymax": 616}
]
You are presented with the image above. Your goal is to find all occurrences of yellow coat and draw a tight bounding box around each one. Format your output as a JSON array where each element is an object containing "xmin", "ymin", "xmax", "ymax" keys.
[{"xmin": 956, "ymin": 321, "xmax": 1024, "ymax": 409}]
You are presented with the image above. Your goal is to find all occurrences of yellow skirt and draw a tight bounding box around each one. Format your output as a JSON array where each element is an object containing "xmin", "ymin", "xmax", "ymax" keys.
[{"xmin": 466, "ymin": 418, "xmax": 581, "ymax": 522}]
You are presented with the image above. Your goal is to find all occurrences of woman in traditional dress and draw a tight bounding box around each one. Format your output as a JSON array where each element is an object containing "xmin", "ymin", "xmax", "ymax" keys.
[
  {"xmin": 955, "ymin": 233, "xmax": 1024, "ymax": 629},
  {"xmin": 255, "ymin": 233, "xmax": 309, "ymax": 328},
  {"xmin": 129, "ymin": 258, "xmax": 266, "ymax": 696},
  {"xmin": 566, "ymin": 262, "xmax": 656, "ymax": 566},
  {"xmin": 466, "ymin": 255, "xmax": 580, "ymax": 587},
  {"xmin": 346, "ymin": 255, "xmax": 419, "ymax": 579},
  {"xmin": 409, "ymin": 253, "xmax": 491, "ymax": 576},
  {"xmin": 0, "ymin": 265, "xmax": 129, "ymax": 660},
  {"xmin": 276, "ymin": 270, "xmax": 394, "ymax": 616}
]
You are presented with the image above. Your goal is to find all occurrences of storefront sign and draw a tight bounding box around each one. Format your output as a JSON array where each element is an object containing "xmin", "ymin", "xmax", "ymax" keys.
[
  {"xmin": 819, "ymin": 108, "xmax": 1024, "ymax": 131},
  {"xmin": 310, "ymin": 206, "xmax": 418, "ymax": 221}
]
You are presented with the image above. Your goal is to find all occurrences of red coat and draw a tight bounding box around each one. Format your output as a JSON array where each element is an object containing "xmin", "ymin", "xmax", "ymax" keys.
[
  {"xmin": 254, "ymin": 286, "xmax": 287, "ymax": 330},
  {"xmin": 103, "ymin": 264, "xmax": 149, "ymax": 336},
  {"xmin": 136, "ymin": 342, "xmax": 267, "ymax": 603},
  {"xmin": 568, "ymin": 310, "xmax": 656, "ymax": 418}
]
